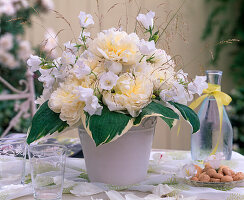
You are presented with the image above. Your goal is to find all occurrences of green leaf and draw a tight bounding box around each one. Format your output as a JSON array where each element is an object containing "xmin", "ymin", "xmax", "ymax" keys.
[
  {"xmin": 134, "ymin": 101, "xmax": 179, "ymax": 128},
  {"xmin": 83, "ymin": 106, "xmax": 133, "ymax": 146},
  {"xmin": 27, "ymin": 101, "xmax": 68, "ymax": 144},
  {"xmin": 169, "ymin": 101, "xmax": 200, "ymax": 133}
]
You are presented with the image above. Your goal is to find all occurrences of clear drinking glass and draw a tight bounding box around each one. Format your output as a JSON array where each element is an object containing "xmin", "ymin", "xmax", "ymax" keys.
[
  {"xmin": 191, "ymin": 70, "xmax": 233, "ymax": 161},
  {"xmin": 0, "ymin": 137, "xmax": 26, "ymax": 187},
  {"xmin": 28, "ymin": 144, "xmax": 66, "ymax": 200}
]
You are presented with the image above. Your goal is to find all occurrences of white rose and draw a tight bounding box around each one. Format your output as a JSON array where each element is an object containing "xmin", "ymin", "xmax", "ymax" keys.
[
  {"xmin": 136, "ymin": 11, "xmax": 155, "ymax": 30},
  {"xmin": 27, "ymin": 54, "xmax": 42, "ymax": 72},
  {"xmin": 138, "ymin": 39, "xmax": 155, "ymax": 55},
  {"xmin": 99, "ymin": 71, "xmax": 119, "ymax": 90},
  {"xmin": 78, "ymin": 11, "xmax": 94, "ymax": 28}
]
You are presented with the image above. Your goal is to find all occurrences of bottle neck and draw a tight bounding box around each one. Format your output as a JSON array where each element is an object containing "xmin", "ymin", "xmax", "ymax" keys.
[{"xmin": 206, "ymin": 70, "xmax": 222, "ymax": 87}]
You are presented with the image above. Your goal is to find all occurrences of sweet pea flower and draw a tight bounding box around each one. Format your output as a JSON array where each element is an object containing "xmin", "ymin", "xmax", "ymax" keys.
[
  {"xmin": 27, "ymin": 55, "xmax": 42, "ymax": 72},
  {"xmin": 61, "ymin": 51, "xmax": 76, "ymax": 66},
  {"xmin": 75, "ymin": 86, "xmax": 102, "ymax": 116},
  {"xmin": 188, "ymin": 76, "xmax": 208, "ymax": 95},
  {"xmin": 136, "ymin": 11, "xmax": 155, "ymax": 30},
  {"xmin": 138, "ymin": 39, "xmax": 156, "ymax": 55},
  {"xmin": 64, "ymin": 41, "xmax": 78, "ymax": 53},
  {"xmin": 78, "ymin": 11, "xmax": 94, "ymax": 28},
  {"xmin": 72, "ymin": 59, "xmax": 91, "ymax": 79},
  {"xmin": 99, "ymin": 71, "xmax": 119, "ymax": 90}
]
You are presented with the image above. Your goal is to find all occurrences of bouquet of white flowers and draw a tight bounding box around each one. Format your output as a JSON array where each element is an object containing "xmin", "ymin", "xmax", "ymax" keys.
[{"xmin": 26, "ymin": 11, "xmax": 208, "ymax": 146}]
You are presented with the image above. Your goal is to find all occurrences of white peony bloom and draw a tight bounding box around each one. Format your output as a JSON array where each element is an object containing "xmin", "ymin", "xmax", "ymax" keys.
[
  {"xmin": 89, "ymin": 28, "xmax": 140, "ymax": 65},
  {"xmin": 61, "ymin": 51, "xmax": 76, "ymax": 66},
  {"xmin": 188, "ymin": 76, "xmax": 208, "ymax": 95},
  {"xmin": 18, "ymin": 40, "xmax": 32, "ymax": 61},
  {"xmin": 146, "ymin": 49, "xmax": 175, "ymax": 67},
  {"xmin": 49, "ymin": 83, "xmax": 84, "ymax": 126},
  {"xmin": 103, "ymin": 73, "xmax": 153, "ymax": 117},
  {"xmin": 64, "ymin": 41, "xmax": 78, "ymax": 53},
  {"xmin": 99, "ymin": 71, "xmax": 119, "ymax": 90},
  {"xmin": 136, "ymin": 11, "xmax": 155, "ymax": 30},
  {"xmin": 104, "ymin": 61, "xmax": 122, "ymax": 74},
  {"xmin": 72, "ymin": 59, "xmax": 91, "ymax": 79},
  {"xmin": 78, "ymin": 11, "xmax": 94, "ymax": 28},
  {"xmin": 40, "ymin": 0, "xmax": 54, "ymax": 10},
  {"xmin": 134, "ymin": 61, "xmax": 153, "ymax": 74},
  {"xmin": 138, "ymin": 39, "xmax": 156, "ymax": 55},
  {"xmin": 27, "ymin": 54, "xmax": 42, "ymax": 72},
  {"xmin": 0, "ymin": 33, "xmax": 13, "ymax": 51}
]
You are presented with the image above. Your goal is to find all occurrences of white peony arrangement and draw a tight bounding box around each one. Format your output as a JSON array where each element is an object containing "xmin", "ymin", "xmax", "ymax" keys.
[{"xmin": 27, "ymin": 11, "xmax": 208, "ymax": 146}]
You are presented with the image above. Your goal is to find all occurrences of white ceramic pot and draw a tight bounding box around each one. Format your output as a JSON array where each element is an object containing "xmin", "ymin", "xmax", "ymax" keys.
[{"xmin": 78, "ymin": 117, "xmax": 156, "ymax": 186}]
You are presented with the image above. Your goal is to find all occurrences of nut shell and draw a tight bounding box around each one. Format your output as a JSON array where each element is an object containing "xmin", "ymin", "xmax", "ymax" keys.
[
  {"xmin": 199, "ymin": 174, "xmax": 211, "ymax": 182},
  {"xmin": 221, "ymin": 175, "xmax": 233, "ymax": 182},
  {"xmin": 210, "ymin": 178, "xmax": 220, "ymax": 182},
  {"xmin": 233, "ymin": 172, "xmax": 244, "ymax": 181},
  {"xmin": 206, "ymin": 169, "xmax": 217, "ymax": 178},
  {"xmin": 222, "ymin": 168, "xmax": 232, "ymax": 176},
  {"xmin": 191, "ymin": 176, "xmax": 198, "ymax": 181}
]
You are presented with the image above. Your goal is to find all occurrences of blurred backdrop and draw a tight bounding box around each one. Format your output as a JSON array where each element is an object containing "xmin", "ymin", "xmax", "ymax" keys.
[{"xmin": 1, "ymin": 0, "xmax": 243, "ymax": 153}]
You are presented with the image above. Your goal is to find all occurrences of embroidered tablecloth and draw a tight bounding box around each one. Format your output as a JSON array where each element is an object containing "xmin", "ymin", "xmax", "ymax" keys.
[{"xmin": 1, "ymin": 150, "xmax": 244, "ymax": 200}]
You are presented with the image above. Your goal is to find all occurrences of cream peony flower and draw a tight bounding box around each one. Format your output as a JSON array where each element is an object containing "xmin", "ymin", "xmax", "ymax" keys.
[
  {"xmin": 104, "ymin": 60, "xmax": 122, "ymax": 74},
  {"xmin": 48, "ymin": 83, "xmax": 84, "ymax": 126},
  {"xmin": 103, "ymin": 73, "xmax": 153, "ymax": 117},
  {"xmin": 88, "ymin": 28, "xmax": 140, "ymax": 65}
]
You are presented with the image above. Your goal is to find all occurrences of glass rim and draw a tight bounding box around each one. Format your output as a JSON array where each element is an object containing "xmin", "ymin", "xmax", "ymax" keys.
[
  {"xmin": 0, "ymin": 137, "xmax": 26, "ymax": 144},
  {"xmin": 28, "ymin": 144, "xmax": 67, "ymax": 154},
  {"xmin": 206, "ymin": 70, "xmax": 223, "ymax": 75}
]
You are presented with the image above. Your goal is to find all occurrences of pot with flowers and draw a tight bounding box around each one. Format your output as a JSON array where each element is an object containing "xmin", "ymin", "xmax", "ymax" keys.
[{"xmin": 26, "ymin": 10, "xmax": 208, "ymax": 185}]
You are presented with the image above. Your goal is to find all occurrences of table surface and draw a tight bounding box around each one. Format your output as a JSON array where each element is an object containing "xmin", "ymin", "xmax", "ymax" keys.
[{"xmin": 10, "ymin": 149, "xmax": 244, "ymax": 200}]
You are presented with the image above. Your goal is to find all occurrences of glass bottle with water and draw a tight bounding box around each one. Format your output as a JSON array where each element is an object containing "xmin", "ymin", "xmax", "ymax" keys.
[{"xmin": 191, "ymin": 70, "xmax": 233, "ymax": 161}]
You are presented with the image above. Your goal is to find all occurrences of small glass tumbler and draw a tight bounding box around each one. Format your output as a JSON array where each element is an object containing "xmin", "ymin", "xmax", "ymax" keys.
[
  {"xmin": 0, "ymin": 138, "xmax": 26, "ymax": 187},
  {"xmin": 28, "ymin": 144, "xmax": 66, "ymax": 200}
]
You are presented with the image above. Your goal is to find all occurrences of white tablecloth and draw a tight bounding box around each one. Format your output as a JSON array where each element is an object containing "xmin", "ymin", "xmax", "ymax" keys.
[{"xmin": 1, "ymin": 150, "xmax": 244, "ymax": 200}]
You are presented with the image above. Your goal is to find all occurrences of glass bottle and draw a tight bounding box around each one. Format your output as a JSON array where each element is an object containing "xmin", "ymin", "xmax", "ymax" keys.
[{"xmin": 191, "ymin": 70, "xmax": 233, "ymax": 161}]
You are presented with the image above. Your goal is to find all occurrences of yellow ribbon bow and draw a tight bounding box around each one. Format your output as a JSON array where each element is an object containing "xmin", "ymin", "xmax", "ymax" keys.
[{"xmin": 189, "ymin": 83, "xmax": 232, "ymax": 155}]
